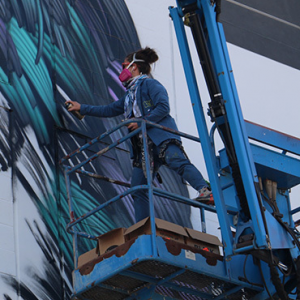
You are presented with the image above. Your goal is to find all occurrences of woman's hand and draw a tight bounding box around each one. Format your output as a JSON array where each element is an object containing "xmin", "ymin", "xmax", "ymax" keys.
[
  {"xmin": 65, "ymin": 100, "xmax": 81, "ymax": 111},
  {"xmin": 127, "ymin": 122, "xmax": 139, "ymax": 131}
]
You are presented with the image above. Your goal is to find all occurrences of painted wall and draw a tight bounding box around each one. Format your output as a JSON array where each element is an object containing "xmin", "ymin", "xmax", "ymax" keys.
[{"xmin": 0, "ymin": 1, "xmax": 191, "ymax": 299}]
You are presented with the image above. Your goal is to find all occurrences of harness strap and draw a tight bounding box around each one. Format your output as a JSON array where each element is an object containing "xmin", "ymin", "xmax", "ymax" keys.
[{"xmin": 158, "ymin": 139, "xmax": 188, "ymax": 164}]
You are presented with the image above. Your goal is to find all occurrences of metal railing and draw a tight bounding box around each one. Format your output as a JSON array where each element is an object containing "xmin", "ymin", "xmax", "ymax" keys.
[{"xmin": 60, "ymin": 118, "xmax": 217, "ymax": 268}]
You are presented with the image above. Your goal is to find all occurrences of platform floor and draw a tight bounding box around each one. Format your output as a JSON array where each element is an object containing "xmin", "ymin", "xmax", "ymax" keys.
[
  {"xmin": 79, "ymin": 259, "xmax": 261, "ymax": 300},
  {"xmin": 73, "ymin": 235, "xmax": 263, "ymax": 300}
]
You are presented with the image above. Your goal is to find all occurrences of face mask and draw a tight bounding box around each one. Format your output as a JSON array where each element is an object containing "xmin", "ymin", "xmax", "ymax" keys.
[
  {"xmin": 119, "ymin": 53, "xmax": 145, "ymax": 83},
  {"xmin": 119, "ymin": 65, "xmax": 133, "ymax": 82}
]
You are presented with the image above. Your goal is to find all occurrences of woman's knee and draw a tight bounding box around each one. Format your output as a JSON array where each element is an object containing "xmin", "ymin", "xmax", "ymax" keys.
[{"xmin": 164, "ymin": 145, "xmax": 188, "ymax": 167}]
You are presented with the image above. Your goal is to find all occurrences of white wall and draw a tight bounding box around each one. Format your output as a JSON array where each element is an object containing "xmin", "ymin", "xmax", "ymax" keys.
[{"xmin": 124, "ymin": 0, "xmax": 300, "ymax": 232}]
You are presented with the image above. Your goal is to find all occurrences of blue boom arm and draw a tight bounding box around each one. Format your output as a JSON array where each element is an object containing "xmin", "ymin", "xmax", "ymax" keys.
[{"xmin": 170, "ymin": 0, "xmax": 300, "ymax": 298}]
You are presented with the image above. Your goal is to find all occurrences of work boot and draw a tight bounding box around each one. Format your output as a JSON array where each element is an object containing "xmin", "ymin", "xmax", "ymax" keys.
[{"xmin": 194, "ymin": 187, "xmax": 214, "ymax": 205}]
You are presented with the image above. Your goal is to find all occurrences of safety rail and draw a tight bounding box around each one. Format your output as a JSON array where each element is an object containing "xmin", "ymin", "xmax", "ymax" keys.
[
  {"xmin": 210, "ymin": 119, "xmax": 300, "ymax": 221},
  {"xmin": 245, "ymin": 120, "xmax": 300, "ymax": 157},
  {"xmin": 245, "ymin": 120, "xmax": 300, "ymax": 218},
  {"xmin": 209, "ymin": 120, "xmax": 300, "ymax": 160},
  {"xmin": 59, "ymin": 118, "xmax": 219, "ymax": 269}
]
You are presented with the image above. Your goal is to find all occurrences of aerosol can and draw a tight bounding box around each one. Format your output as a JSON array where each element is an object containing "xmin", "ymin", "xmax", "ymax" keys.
[{"xmin": 65, "ymin": 102, "xmax": 85, "ymax": 120}]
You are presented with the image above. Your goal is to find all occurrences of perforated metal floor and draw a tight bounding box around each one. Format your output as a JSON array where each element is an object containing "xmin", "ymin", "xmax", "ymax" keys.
[{"xmin": 79, "ymin": 260, "xmax": 260, "ymax": 300}]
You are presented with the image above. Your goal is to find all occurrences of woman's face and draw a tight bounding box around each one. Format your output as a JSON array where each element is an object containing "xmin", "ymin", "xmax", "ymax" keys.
[{"xmin": 119, "ymin": 58, "xmax": 139, "ymax": 83}]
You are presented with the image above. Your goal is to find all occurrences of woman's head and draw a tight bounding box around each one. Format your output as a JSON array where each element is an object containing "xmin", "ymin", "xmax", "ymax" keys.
[{"xmin": 125, "ymin": 47, "xmax": 158, "ymax": 75}]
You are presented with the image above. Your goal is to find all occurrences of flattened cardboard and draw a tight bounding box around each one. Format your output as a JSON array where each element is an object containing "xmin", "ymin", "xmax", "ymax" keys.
[
  {"xmin": 96, "ymin": 227, "xmax": 126, "ymax": 255},
  {"xmin": 77, "ymin": 248, "xmax": 98, "ymax": 268},
  {"xmin": 124, "ymin": 217, "xmax": 188, "ymax": 244},
  {"xmin": 185, "ymin": 227, "xmax": 222, "ymax": 254}
]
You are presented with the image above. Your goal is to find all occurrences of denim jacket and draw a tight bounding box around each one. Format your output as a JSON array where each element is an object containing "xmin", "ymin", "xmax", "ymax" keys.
[{"xmin": 80, "ymin": 78, "xmax": 181, "ymax": 146}]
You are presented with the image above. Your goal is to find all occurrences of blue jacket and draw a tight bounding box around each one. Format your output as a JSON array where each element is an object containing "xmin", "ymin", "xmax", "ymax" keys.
[{"xmin": 80, "ymin": 78, "xmax": 181, "ymax": 146}]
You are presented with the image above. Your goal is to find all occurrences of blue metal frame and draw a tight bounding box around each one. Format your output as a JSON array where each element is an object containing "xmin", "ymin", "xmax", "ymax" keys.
[
  {"xmin": 170, "ymin": 0, "xmax": 271, "ymax": 253},
  {"xmin": 169, "ymin": 5, "xmax": 233, "ymax": 256},
  {"xmin": 61, "ymin": 119, "xmax": 217, "ymax": 268},
  {"xmin": 61, "ymin": 114, "xmax": 300, "ymax": 299},
  {"xmin": 72, "ymin": 235, "xmax": 264, "ymax": 299},
  {"xmin": 168, "ymin": 0, "xmax": 300, "ymax": 298},
  {"xmin": 61, "ymin": 115, "xmax": 300, "ymax": 299},
  {"xmin": 62, "ymin": 119, "xmax": 243, "ymax": 299}
]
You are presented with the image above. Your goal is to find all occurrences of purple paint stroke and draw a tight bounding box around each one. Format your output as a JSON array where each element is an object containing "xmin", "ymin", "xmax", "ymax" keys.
[
  {"xmin": 108, "ymin": 87, "xmax": 118, "ymax": 102},
  {"xmin": 109, "ymin": 58, "xmax": 122, "ymax": 73},
  {"xmin": 106, "ymin": 66, "xmax": 126, "ymax": 92},
  {"xmin": 95, "ymin": 0, "xmax": 111, "ymax": 36},
  {"xmin": 75, "ymin": 1, "xmax": 108, "ymax": 65}
]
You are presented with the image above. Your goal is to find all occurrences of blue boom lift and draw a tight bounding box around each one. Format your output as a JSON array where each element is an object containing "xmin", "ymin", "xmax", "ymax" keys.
[{"xmin": 60, "ymin": 0, "xmax": 300, "ymax": 299}]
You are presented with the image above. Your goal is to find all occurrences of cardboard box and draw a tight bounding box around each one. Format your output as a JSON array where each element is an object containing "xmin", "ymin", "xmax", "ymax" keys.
[
  {"xmin": 96, "ymin": 227, "xmax": 126, "ymax": 255},
  {"xmin": 185, "ymin": 227, "xmax": 223, "ymax": 255},
  {"xmin": 77, "ymin": 248, "xmax": 98, "ymax": 268},
  {"xmin": 124, "ymin": 217, "xmax": 188, "ymax": 244}
]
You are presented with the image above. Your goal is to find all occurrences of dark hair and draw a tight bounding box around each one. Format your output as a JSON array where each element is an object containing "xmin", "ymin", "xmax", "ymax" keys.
[{"xmin": 126, "ymin": 47, "xmax": 158, "ymax": 75}]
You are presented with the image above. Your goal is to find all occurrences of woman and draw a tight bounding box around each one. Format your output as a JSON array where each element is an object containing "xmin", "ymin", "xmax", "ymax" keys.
[{"xmin": 66, "ymin": 47, "xmax": 213, "ymax": 222}]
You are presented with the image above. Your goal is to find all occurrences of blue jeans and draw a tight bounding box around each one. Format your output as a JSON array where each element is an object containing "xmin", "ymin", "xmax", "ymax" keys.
[{"xmin": 131, "ymin": 142, "xmax": 207, "ymax": 222}]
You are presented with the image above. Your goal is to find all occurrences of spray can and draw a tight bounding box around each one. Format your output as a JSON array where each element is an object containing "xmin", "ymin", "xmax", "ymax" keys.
[{"xmin": 65, "ymin": 102, "xmax": 85, "ymax": 120}]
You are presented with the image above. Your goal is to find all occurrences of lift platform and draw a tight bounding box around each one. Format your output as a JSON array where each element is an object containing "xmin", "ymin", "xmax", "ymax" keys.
[
  {"xmin": 60, "ymin": 117, "xmax": 300, "ymax": 300},
  {"xmin": 73, "ymin": 235, "xmax": 262, "ymax": 300}
]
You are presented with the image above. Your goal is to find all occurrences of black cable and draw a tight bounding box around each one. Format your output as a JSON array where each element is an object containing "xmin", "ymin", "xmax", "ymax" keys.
[
  {"xmin": 187, "ymin": 10, "xmax": 252, "ymax": 220},
  {"xmin": 241, "ymin": 255, "xmax": 263, "ymax": 288},
  {"xmin": 260, "ymin": 192, "xmax": 277, "ymax": 214},
  {"xmin": 213, "ymin": 119, "xmax": 236, "ymax": 164},
  {"xmin": 269, "ymin": 261, "xmax": 291, "ymax": 300},
  {"xmin": 255, "ymin": 182, "xmax": 272, "ymax": 245},
  {"xmin": 256, "ymin": 258, "xmax": 275, "ymax": 300},
  {"xmin": 277, "ymin": 218, "xmax": 300, "ymax": 251},
  {"xmin": 260, "ymin": 192, "xmax": 294, "ymax": 280},
  {"xmin": 260, "ymin": 186, "xmax": 300, "ymax": 251},
  {"xmin": 215, "ymin": 0, "xmax": 222, "ymax": 23},
  {"xmin": 295, "ymin": 256, "xmax": 300, "ymax": 299},
  {"xmin": 259, "ymin": 189, "xmax": 298, "ymax": 297},
  {"xmin": 259, "ymin": 185, "xmax": 299, "ymax": 251}
]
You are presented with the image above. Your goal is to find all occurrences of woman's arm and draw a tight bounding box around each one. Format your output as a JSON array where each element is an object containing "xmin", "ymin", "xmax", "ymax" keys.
[{"xmin": 66, "ymin": 97, "xmax": 125, "ymax": 118}]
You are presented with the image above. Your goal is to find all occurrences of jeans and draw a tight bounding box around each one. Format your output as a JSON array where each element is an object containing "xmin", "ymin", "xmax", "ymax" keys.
[{"xmin": 131, "ymin": 142, "xmax": 207, "ymax": 222}]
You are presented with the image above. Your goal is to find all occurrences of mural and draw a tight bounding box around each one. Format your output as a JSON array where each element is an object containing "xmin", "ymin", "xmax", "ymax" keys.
[{"xmin": 0, "ymin": 0, "xmax": 191, "ymax": 298}]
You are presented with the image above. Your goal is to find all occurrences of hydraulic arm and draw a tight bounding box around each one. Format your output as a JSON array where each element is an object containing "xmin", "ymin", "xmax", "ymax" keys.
[
  {"xmin": 169, "ymin": 0, "xmax": 270, "ymax": 253},
  {"xmin": 170, "ymin": 0, "xmax": 300, "ymax": 298}
]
